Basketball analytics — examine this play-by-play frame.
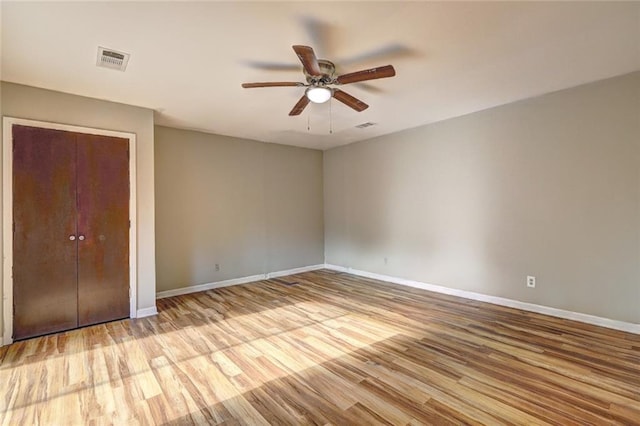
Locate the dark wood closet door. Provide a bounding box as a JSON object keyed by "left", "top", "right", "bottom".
{"left": 13, "top": 125, "right": 79, "bottom": 340}
{"left": 76, "top": 134, "right": 130, "bottom": 326}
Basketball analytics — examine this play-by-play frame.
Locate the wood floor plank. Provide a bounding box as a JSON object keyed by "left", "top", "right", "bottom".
{"left": 1, "top": 269, "right": 639, "bottom": 425}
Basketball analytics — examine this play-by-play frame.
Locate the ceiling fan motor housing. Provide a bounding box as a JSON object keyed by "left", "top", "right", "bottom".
{"left": 304, "top": 59, "right": 336, "bottom": 85}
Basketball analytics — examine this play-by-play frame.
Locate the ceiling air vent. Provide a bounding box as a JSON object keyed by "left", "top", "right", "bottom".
{"left": 355, "top": 122, "right": 376, "bottom": 129}
{"left": 96, "top": 47, "right": 130, "bottom": 71}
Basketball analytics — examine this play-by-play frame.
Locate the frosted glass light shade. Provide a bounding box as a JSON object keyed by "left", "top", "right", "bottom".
{"left": 306, "top": 87, "right": 332, "bottom": 103}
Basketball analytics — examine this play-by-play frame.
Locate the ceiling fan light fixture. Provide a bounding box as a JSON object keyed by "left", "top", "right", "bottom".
{"left": 306, "top": 86, "right": 332, "bottom": 103}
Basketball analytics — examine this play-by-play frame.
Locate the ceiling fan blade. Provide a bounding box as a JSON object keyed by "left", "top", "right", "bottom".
{"left": 336, "top": 65, "right": 396, "bottom": 85}
{"left": 242, "top": 82, "right": 303, "bottom": 88}
{"left": 243, "top": 61, "right": 300, "bottom": 72}
{"left": 292, "top": 45, "right": 322, "bottom": 76}
{"left": 332, "top": 89, "right": 369, "bottom": 112}
{"left": 289, "top": 95, "right": 310, "bottom": 116}
{"left": 339, "top": 44, "right": 417, "bottom": 67}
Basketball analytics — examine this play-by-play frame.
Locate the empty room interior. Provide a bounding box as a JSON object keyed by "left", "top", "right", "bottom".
{"left": 1, "top": 1, "right": 639, "bottom": 424}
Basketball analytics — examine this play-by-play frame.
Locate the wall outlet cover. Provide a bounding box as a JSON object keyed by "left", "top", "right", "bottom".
{"left": 527, "top": 276, "right": 536, "bottom": 288}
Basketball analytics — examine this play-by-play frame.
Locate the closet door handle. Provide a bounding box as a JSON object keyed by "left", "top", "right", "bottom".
{"left": 69, "top": 235, "right": 76, "bottom": 241}
{"left": 78, "top": 235, "right": 85, "bottom": 241}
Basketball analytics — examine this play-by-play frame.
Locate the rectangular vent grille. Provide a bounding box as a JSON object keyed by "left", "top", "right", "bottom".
{"left": 355, "top": 122, "right": 376, "bottom": 129}
{"left": 96, "top": 47, "right": 130, "bottom": 71}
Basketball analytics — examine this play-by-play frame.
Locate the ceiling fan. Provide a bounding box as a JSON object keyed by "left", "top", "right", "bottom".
{"left": 242, "top": 45, "right": 396, "bottom": 116}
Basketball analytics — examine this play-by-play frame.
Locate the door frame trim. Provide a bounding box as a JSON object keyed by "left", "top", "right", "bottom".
{"left": 2, "top": 117, "right": 138, "bottom": 345}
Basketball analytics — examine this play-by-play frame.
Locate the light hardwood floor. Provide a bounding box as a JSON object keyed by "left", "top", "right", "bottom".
{"left": 1, "top": 270, "right": 639, "bottom": 425}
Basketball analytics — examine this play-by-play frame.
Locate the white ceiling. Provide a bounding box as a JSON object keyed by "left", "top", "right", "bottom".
{"left": 2, "top": 1, "right": 639, "bottom": 150}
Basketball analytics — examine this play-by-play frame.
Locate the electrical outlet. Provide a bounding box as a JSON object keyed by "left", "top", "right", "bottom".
{"left": 215, "top": 263, "right": 220, "bottom": 272}
{"left": 527, "top": 275, "right": 536, "bottom": 288}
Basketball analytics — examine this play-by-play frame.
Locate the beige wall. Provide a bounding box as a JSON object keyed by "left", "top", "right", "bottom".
{"left": 155, "top": 126, "right": 323, "bottom": 293}
{"left": 0, "top": 82, "right": 157, "bottom": 338}
{"left": 325, "top": 72, "right": 640, "bottom": 323}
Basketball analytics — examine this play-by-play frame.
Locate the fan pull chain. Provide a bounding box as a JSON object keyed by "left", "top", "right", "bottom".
{"left": 307, "top": 114, "right": 310, "bottom": 132}
{"left": 329, "top": 97, "right": 333, "bottom": 134}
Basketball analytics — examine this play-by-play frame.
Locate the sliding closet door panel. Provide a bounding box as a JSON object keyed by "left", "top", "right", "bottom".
{"left": 76, "top": 134, "right": 130, "bottom": 326}
{"left": 12, "top": 125, "right": 78, "bottom": 340}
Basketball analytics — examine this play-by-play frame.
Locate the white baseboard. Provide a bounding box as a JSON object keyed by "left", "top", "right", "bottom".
{"left": 156, "top": 264, "right": 325, "bottom": 300}
{"left": 266, "top": 264, "right": 324, "bottom": 279}
{"left": 156, "top": 274, "right": 265, "bottom": 299}
{"left": 136, "top": 306, "right": 158, "bottom": 318}
{"left": 324, "top": 264, "right": 640, "bottom": 335}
